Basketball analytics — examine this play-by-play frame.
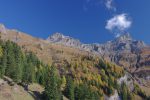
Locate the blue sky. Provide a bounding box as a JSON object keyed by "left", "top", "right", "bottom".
{"left": 0, "top": 0, "right": 149, "bottom": 44}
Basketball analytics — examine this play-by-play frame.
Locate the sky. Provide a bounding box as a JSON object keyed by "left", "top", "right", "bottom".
{"left": 0, "top": 0, "right": 149, "bottom": 44}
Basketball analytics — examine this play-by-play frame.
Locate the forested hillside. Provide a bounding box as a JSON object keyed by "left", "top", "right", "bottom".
{"left": 0, "top": 37, "right": 149, "bottom": 100}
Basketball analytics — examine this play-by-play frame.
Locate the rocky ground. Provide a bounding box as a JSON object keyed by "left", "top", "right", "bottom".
{"left": 0, "top": 78, "right": 44, "bottom": 100}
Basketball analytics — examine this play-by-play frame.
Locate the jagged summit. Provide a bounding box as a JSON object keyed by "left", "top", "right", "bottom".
{"left": 0, "top": 23, "right": 7, "bottom": 34}
{"left": 46, "top": 32, "right": 146, "bottom": 52}
{"left": 47, "top": 32, "right": 82, "bottom": 47}
{"left": 114, "top": 33, "right": 132, "bottom": 43}
{"left": 46, "top": 32, "right": 148, "bottom": 70}
{"left": 47, "top": 32, "right": 65, "bottom": 42}
{"left": 47, "top": 32, "right": 133, "bottom": 45}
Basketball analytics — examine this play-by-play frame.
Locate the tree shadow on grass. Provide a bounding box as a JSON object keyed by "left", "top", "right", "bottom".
{"left": 27, "top": 90, "right": 43, "bottom": 100}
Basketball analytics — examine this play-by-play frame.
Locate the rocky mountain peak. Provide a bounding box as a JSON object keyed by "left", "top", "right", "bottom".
{"left": 115, "top": 33, "right": 132, "bottom": 43}
{"left": 51, "top": 32, "right": 64, "bottom": 38}
{"left": 0, "top": 24, "right": 7, "bottom": 34}
{"left": 47, "top": 32, "right": 65, "bottom": 42}
{"left": 47, "top": 33, "right": 82, "bottom": 47}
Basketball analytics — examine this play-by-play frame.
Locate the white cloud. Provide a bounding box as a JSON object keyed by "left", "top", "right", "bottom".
{"left": 105, "top": 0, "right": 116, "bottom": 11}
{"left": 105, "top": 14, "right": 132, "bottom": 36}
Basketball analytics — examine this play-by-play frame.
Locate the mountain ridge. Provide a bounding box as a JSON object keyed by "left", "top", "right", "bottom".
{"left": 46, "top": 32, "right": 150, "bottom": 87}
{"left": 0, "top": 23, "right": 150, "bottom": 99}
{"left": 0, "top": 24, "right": 150, "bottom": 83}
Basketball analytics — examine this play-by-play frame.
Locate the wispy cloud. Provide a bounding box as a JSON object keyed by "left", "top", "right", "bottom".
{"left": 83, "top": 0, "right": 133, "bottom": 37}
{"left": 105, "top": 13, "right": 132, "bottom": 37}
{"left": 83, "top": 0, "right": 116, "bottom": 11}
{"left": 105, "top": 0, "right": 116, "bottom": 11}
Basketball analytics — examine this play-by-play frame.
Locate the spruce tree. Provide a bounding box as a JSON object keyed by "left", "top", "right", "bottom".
{"left": 14, "top": 45, "right": 23, "bottom": 82}
{"left": 64, "top": 76, "right": 74, "bottom": 100}
{"left": 0, "top": 48, "right": 7, "bottom": 78}
{"left": 45, "top": 66, "right": 61, "bottom": 100}
{"left": 22, "top": 62, "right": 35, "bottom": 84}
{"left": 5, "top": 41, "right": 16, "bottom": 80}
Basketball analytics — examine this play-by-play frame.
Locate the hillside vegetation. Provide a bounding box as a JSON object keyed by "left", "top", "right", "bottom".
{"left": 0, "top": 37, "right": 149, "bottom": 100}
{"left": 0, "top": 25, "right": 149, "bottom": 99}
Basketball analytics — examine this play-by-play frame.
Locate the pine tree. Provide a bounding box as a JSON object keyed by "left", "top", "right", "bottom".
{"left": 13, "top": 45, "right": 23, "bottom": 82}
{"left": 22, "top": 61, "right": 35, "bottom": 84}
{"left": 64, "top": 76, "right": 74, "bottom": 100}
{"left": 0, "top": 47, "right": 7, "bottom": 78}
{"left": 5, "top": 41, "right": 16, "bottom": 80}
{"left": 0, "top": 45, "right": 3, "bottom": 58}
{"left": 74, "top": 84, "right": 100, "bottom": 100}
{"left": 45, "top": 66, "right": 61, "bottom": 100}
{"left": 0, "top": 44, "right": 4, "bottom": 78}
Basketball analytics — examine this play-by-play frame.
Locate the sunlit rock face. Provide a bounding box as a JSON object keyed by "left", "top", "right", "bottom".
{"left": 47, "top": 33, "right": 149, "bottom": 71}
{"left": 0, "top": 24, "right": 7, "bottom": 34}
{"left": 47, "top": 33, "right": 82, "bottom": 48}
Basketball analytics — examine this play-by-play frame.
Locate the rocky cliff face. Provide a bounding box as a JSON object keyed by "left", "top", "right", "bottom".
{"left": 47, "top": 33, "right": 149, "bottom": 72}
{"left": 97, "top": 33, "right": 147, "bottom": 71}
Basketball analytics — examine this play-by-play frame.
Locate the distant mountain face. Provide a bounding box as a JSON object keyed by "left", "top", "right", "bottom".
{"left": 0, "top": 23, "right": 150, "bottom": 82}
{"left": 47, "top": 32, "right": 150, "bottom": 73}
{"left": 47, "top": 32, "right": 146, "bottom": 53}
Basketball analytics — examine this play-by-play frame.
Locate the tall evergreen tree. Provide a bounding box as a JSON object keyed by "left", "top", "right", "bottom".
{"left": 0, "top": 44, "right": 4, "bottom": 78}
{"left": 64, "top": 76, "right": 74, "bottom": 100}
{"left": 22, "top": 61, "right": 35, "bottom": 84}
{"left": 0, "top": 47, "right": 7, "bottom": 78}
{"left": 75, "top": 84, "right": 100, "bottom": 100}
{"left": 5, "top": 41, "right": 16, "bottom": 80}
{"left": 13, "top": 45, "right": 23, "bottom": 82}
{"left": 45, "top": 66, "right": 61, "bottom": 100}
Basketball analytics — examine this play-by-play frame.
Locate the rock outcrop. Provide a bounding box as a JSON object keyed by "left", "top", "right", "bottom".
{"left": 0, "top": 24, "right": 7, "bottom": 34}
{"left": 47, "top": 33, "right": 82, "bottom": 48}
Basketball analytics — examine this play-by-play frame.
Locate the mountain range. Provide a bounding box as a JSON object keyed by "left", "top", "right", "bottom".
{"left": 0, "top": 23, "right": 150, "bottom": 94}
{"left": 47, "top": 32, "right": 150, "bottom": 71}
